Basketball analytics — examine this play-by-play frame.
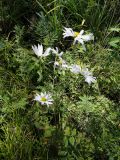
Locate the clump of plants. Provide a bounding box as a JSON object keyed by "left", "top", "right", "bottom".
{"left": 0, "top": 0, "right": 120, "bottom": 160}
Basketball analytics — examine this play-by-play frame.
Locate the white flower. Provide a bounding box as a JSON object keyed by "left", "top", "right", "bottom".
{"left": 51, "top": 47, "right": 63, "bottom": 57}
{"left": 81, "top": 33, "right": 94, "bottom": 42}
{"left": 81, "top": 67, "right": 96, "bottom": 85}
{"left": 34, "top": 92, "right": 53, "bottom": 106}
{"left": 63, "top": 27, "right": 74, "bottom": 38}
{"left": 54, "top": 57, "right": 68, "bottom": 69}
{"left": 69, "top": 64, "right": 81, "bottom": 74}
{"left": 85, "top": 75, "right": 96, "bottom": 85}
{"left": 32, "top": 44, "right": 51, "bottom": 57}
{"left": 74, "top": 30, "right": 94, "bottom": 51}
{"left": 63, "top": 27, "right": 94, "bottom": 51}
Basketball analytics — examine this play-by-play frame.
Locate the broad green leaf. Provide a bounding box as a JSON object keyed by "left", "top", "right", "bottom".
{"left": 71, "top": 129, "right": 76, "bottom": 136}
{"left": 63, "top": 137, "right": 68, "bottom": 147}
{"left": 64, "top": 127, "right": 70, "bottom": 136}
{"left": 69, "top": 137, "right": 75, "bottom": 145}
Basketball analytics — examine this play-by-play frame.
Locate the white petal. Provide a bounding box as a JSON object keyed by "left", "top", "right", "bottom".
{"left": 59, "top": 52, "right": 63, "bottom": 57}
{"left": 85, "top": 76, "right": 96, "bottom": 85}
{"left": 81, "top": 68, "right": 92, "bottom": 77}
{"left": 34, "top": 94, "right": 41, "bottom": 101}
{"left": 79, "top": 30, "right": 84, "bottom": 36}
{"left": 74, "top": 36, "right": 82, "bottom": 44}
{"left": 62, "top": 63, "right": 68, "bottom": 69}
{"left": 44, "top": 47, "right": 51, "bottom": 56}
{"left": 41, "top": 92, "right": 44, "bottom": 97}
{"left": 51, "top": 48, "right": 63, "bottom": 57}
{"left": 54, "top": 61, "right": 59, "bottom": 66}
{"left": 81, "top": 33, "right": 94, "bottom": 42}
{"left": 74, "top": 38, "right": 86, "bottom": 51}
{"left": 48, "top": 99, "right": 53, "bottom": 102}
{"left": 51, "top": 48, "right": 57, "bottom": 54}
{"left": 63, "top": 27, "right": 74, "bottom": 38}
{"left": 32, "top": 45, "right": 38, "bottom": 56}
{"left": 38, "top": 44, "right": 43, "bottom": 56}
{"left": 41, "top": 102, "right": 45, "bottom": 105}
{"left": 46, "top": 101, "right": 53, "bottom": 106}
{"left": 55, "top": 47, "right": 59, "bottom": 53}
{"left": 32, "top": 44, "right": 43, "bottom": 57}
{"left": 38, "top": 44, "right": 43, "bottom": 52}
{"left": 70, "top": 64, "right": 81, "bottom": 74}
{"left": 60, "top": 58, "right": 68, "bottom": 68}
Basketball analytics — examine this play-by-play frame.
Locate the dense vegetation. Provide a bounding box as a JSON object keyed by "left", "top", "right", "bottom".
{"left": 0, "top": 0, "right": 120, "bottom": 159}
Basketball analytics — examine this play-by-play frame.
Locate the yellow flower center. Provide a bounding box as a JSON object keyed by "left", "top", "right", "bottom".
{"left": 74, "top": 32, "right": 79, "bottom": 37}
{"left": 41, "top": 97, "right": 47, "bottom": 102}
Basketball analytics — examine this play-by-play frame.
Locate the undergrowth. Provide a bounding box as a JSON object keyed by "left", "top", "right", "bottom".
{"left": 0, "top": 0, "right": 120, "bottom": 160}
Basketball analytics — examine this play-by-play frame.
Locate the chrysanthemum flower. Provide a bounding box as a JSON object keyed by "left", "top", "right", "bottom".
{"left": 32, "top": 44, "right": 51, "bottom": 57}
{"left": 34, "top": 92, "right": 53, "bottom": 106}
{"left": 63, "top": 27, "right": 94, "bottom": 51}
{"left": 74, "top": 30, "right": 94, "bottom": 51}
{"left": 81, "top": 67, "right": 96, "bottom": 85}
{"left": 84, "top": 75, "right": 96, "bottom": 85}
{"left": 69, "top": 64, "right": 81, "bottom": 74}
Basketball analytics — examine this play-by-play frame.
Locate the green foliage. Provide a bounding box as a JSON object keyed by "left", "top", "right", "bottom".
{"left": 0, "top": 0, "right": 120, "bottom": 160}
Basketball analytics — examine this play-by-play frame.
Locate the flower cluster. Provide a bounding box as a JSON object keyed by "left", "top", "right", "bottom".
{"left": 33, "top": 27, "right": 96, "bottom": 106}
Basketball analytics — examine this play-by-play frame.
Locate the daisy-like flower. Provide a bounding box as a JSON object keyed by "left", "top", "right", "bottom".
{"left": 63, "top": 27, "right": 94, "bottom": 51}
{"left": 81, "top": 67, "right": 96, "bottom": 85}
{"left": 34, "top": 92, "right": 53, "bottom": 106}
{"left": 74, "top": 30, "right": 94, "bottom": 51}
{"left": 54, "top": 57, "right": 68, "bottom": 69}
{"left": 32, "top": 44, "right": 51, "bottom": 57}
{"left": 69, "top": 64, "right": 81, "bottom": 74}
{"left": 51, "top": 47, "right": 63, "bottom": 57}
